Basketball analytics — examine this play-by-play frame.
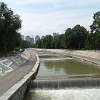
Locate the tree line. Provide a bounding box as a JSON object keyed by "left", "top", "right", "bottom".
{"left": 0, "top": 2, "right": 22, "bottom": 55}
{"left": 35, "top": 11, "right": 100, "bottom": 50}
{"left": 0, "top": 2, "right": 100, "bottom": 53}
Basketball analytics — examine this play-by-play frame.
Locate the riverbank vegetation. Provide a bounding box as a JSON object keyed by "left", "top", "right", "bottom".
{"left": 0, "top": 2, "right": 22, "bottom": 55}
{"left": 35, "top": 11, "right": 100, "bottom": 50}
{"left": 0, "top": 2, "right": 100, "bottom": 55}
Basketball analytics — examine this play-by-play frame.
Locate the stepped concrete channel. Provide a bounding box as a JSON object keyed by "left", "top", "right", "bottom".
{"left": 31, "top": 48, "right": 100, "bottom": 90}
{"left": 0, "top": 49, "right": 40, "bottom": 100}
{"left": 31, "top": 78, "right": 100, "bottom": 89}
{"left": 33, "top": 49, "right": 100, "bottom": 66}
{"left": 0, "top": 48, "right": 100, "bottom": 99}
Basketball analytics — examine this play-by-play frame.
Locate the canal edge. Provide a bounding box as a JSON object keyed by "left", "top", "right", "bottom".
{"left": 0, "top": 53, "right": 40, "bottom": 100}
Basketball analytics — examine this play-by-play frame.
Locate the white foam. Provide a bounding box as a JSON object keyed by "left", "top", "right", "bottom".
{"left": 41, "top": 57, "right": 72, "bottom": 61}
{"left": 30, "top": 88, "right": 100, "bottom": 100}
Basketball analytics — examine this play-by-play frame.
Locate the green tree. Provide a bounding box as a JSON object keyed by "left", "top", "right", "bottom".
{"left": 72, "top": 25, "right": 88, "bottom": 49}
{"left": 65, "top": 28, "right": 72, "bottom": 48}
{"left": 90, "top": 11, "right": 100, "bottom": 33}
{"left": 65, "top": 25, "right": 88, "bottom": 49}
{"left": 21, "top": 40, "right": 33, "bottom": 48}
{"left": 58, "top": 34, "right": 66, "bottom": 49}
{"left": 35, "top": 39, "right": 42, "bottom": 48}
{"left": 15, "top": 33, "right": 22, "bottom": 48}
{"left": 86, "top": 11, "right": 100, "bottom": 50}
{"left": 0, "top": 2, "right": 22, "bottom": 54}
{"left": 52, "top": 35, "right": 60, "bottom": 49}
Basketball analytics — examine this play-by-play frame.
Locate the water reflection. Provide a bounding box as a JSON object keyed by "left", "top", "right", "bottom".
{"left": 25, "top": 54, "right": 100, "bottom": 100}
{"left": 44, "top": 59, "right": 100, "bottom": 75}
{"left": 37, "top": 56, "right": 100, "bottom": 78}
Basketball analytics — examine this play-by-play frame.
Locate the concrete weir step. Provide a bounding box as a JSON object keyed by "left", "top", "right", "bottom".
{"left": 36, "top": 74, "right": 95, "bottom": 80}
{"left": 30, "top": 78, "right": 100, "bottom": 89}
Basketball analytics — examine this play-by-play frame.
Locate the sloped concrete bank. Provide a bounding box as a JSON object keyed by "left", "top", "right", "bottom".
{"left": 34, "top": 49, "right": 100, "bottom": 66}
{"left": 0, "top": 49, "right": 40, "bottom": 100}
{"left": 66, "top": 50, "right": 100, "bottom": 66}
{"left": 0, "top": 49, "right": 30, "bottom": 76}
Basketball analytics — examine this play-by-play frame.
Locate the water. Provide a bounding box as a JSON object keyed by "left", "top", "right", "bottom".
{"left": 26, "top": 88, "right": 100, "bottom": 100}
{"left": 37, "top": 55, "right": 100, "bottom": 78}
{"left": 30, "top": 79, "right": 100, "bottom": 89}
{"left": 25, "top": 53, "right": 100, "bottom": 100}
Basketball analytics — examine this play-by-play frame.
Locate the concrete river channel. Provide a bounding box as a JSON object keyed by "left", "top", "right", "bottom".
{"left": 25, "top": 49, "right": 100, "bottom": 100}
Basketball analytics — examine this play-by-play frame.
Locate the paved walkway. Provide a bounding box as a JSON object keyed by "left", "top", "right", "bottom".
{"left": 0, "top": 49, "right": 37, "bottom": 96}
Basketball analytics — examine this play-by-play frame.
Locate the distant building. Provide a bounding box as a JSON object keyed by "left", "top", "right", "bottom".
{"left": 25, "top": 36, "right": 31, "bottom": 42}
{"left": 30, "top": 37, "right": 34, "bottom": 44}
{"left": 35, "top": 35, "right": 40, "bottom": 43}
{"left": 53, "top": 32, "right": 59, "bottom": 37}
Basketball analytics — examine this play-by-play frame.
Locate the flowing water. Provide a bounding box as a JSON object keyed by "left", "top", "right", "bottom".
{"left": 37, "top": 55, "right": 100, "bottom": 78}
{"left": 25, "top": 53, "right": 100, "bottom": 100}
{"left": 26, "top": 88, "right": 100, "bottom": 100}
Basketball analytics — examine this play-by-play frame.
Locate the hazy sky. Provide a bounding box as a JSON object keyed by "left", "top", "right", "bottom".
{"left": 2, "top": 0, "right": 100, "bottom": 37}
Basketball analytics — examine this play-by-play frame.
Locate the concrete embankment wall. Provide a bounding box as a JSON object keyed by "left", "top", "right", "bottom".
{"left": 0, "top": 50, "right": 40, "bottom": 100}
{"left": 20, "top": 49, "right": 30, "bottom": 60}
{"left": 0, "top": 49, "right": 31, "bottom": 76}
{"left": 35, "top": 49, "right": 100, "bottom": 66}
{"left": 44, "top": 49, "right": 100, "bottom": 59}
